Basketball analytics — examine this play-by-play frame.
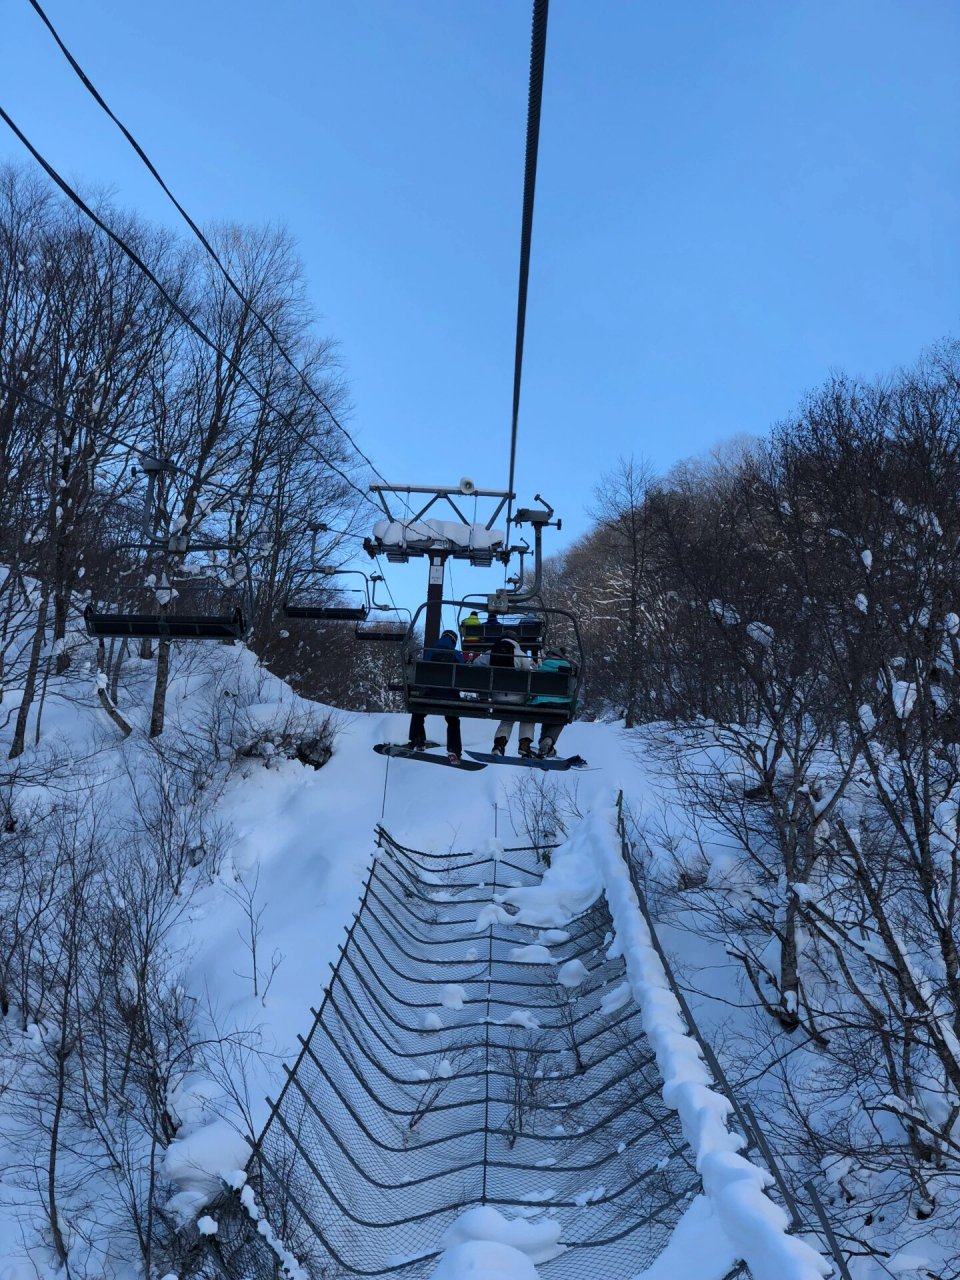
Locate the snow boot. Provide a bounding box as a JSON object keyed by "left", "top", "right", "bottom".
{"left": 492, "top": 736, "right": 507, "bottom": 756}
{"left": 407, "top": 738, "right": 426, "bottom": 752}
{"left": 447, "top": 751, "right": 462, "bottom": 766}
{"left": 539, "top": 736, "right": 556, "bottom": 759}
{"left": 518, "top": 737, "right": 533, "bottom": 758}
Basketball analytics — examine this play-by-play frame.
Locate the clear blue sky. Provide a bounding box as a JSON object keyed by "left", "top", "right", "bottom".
{"left": 4, "top": 0, "right": 960, "bottom": 595}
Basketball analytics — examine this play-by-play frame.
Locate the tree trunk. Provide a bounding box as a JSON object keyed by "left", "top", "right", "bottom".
{"left": 778, "top": 894, "right": 801, "bottom": 1031}
{"left": 9, "top": 580, "right": 50, "bottom": 759}
{"left": 149, "top": 640, "right": 170, "bottom": 737}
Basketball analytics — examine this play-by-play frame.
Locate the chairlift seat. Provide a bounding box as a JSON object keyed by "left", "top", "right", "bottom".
{"left": 459, "top": 617, "right": 545, "bottom": 649}
{"left": 285, "top": 604, "right": 368, "bottom": 622}
{"left": 84, "top": 606, "right": 246, "bottom": 641}
{"left": 407, "top": 659, "right": 574, "bottom": 723}
{"left": 355, "top": 623, "right": 407, "bottom": 643}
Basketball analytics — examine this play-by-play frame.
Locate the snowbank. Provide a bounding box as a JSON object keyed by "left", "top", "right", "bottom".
{"left": 493, "top": 804, "right": 830, "bottom": 1280}
{"left": 429, "top": 1206, "right": 563, "bottom": 1279}
{"left": 594, "top": 808, "right": 830, "bottom": 1280}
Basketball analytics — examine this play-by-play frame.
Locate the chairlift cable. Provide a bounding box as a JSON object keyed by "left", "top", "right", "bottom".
{"left": 373, "top": 555, "right": 403, "bottom": 616}
{"left": 505, "top": 0, "right": 549, "bottom": 537}
{"left": 25, "top": 0, "right": 393, "bottom": 494}
{"left": 0, "top": 103, "right": 377, "bottom": 512}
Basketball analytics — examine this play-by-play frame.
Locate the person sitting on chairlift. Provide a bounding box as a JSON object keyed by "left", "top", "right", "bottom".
{"left": 407, "top": 629, "right": 464, "bottom": 764}
{"left": 531, "top": 647, "right": 575, "bottom": 757}
{"left": 477, "top": 636, "right": 536, "bottom": 757}
{"left": 460, "top": 610, "right": 483, "bottom": 660}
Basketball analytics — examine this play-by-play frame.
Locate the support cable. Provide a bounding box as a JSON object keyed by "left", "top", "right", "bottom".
{"left": 25, "top": 0, "right": 392, "bottom": 494}
{"left": 505, "top": 0, "right": 549, "bottom": 536}
{"left": 0, "top": 103, "right": 376, "bottom": 511}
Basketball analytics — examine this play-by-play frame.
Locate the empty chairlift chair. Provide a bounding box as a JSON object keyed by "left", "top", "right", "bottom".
{"left": 84, "top": 604, "right": 246, "bottom": 641}
{"left": 354, "top": 575, "right": 410, "bottom": 642}
{"left": 284, "top": 566, "right": 370, "bottom": 623}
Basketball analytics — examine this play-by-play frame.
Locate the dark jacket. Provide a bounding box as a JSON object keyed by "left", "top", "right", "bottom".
{"left": 424, "top": 632, "right": 464, "bottom": 700}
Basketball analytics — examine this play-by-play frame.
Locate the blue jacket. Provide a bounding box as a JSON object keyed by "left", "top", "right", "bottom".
{"left": 426, "top": 633, "right": 464, "bottom": 663}
{"left": 424, "top": 632, "right": 464, "bottom": 700}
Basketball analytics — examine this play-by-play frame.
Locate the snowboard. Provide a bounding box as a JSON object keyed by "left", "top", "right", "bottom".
{"left": 464, "top": 750, "right": 588, "bottom": 771}
{"left": 374, "top": 743, "right": 486, "bottom": 770}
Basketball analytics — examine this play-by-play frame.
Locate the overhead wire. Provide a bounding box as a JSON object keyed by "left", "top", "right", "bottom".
{"left": 25, "top": 0, "right": 392, "bottom": 495}
{"left": 0, "top": 103, "right": 377, "bottom": 513}
{"left": 505, "top": 0, "right": 550, "bottom": 535}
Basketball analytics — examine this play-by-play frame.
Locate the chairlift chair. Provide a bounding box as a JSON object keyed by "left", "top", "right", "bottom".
{"left": 84, "top": 605, "right": 246, "bottom": 641}
{"left": 84, "top": 454, "right": 255, "bottom": 641}
{"left": 354, "top": 574, "right": 411, "bottom": 643}
{"left": 284, "top": 567, "right": 370, "bottom": 623}
{"left": 457, "top": 601, "right": 546, "bottom": 657}
{"left": 401, "top": 599, "right": 582, "bottom": 725}
{"left": 85, "top": 565, "right": 252, "bottom": 641}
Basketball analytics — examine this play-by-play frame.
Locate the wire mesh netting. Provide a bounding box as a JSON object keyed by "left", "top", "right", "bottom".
{"left": 200, "top": 830, "right": 750, "bottom": 1279}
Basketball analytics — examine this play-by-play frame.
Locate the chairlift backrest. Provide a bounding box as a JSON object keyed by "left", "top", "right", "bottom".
{"left": 84, "top": 605, "right": 246, "bottom": 641}
{"left": 490, "top": 638, "right": 515, "bottom": 668}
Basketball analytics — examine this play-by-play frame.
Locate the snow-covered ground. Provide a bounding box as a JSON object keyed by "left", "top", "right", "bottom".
{"left": 0, "top": 628, "right": 863, "bottom": 1279}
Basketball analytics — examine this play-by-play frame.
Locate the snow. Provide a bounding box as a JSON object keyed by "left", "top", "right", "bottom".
{"left": 504, "top": 807, "right": 829, "bottom": 1280}
{"left": 372, "top": 518, "right": 505, "bottom": 551}
{"left": 509, "top": 943, "right": 554, "bottom": 963}
{"left": 163, "top": 1119, "right": 250, "bottom": 1226}
{"left": 708, "top": 600, "right": 740, "bottom": 625}
{"left": 429, "top": 1240, "right": 540, "bottom": 1279}
{"left": 600, "top": 981, "right": 632, "bottom": 1014}
{"left": 503, "top": 1008, "right": 541, "bottom": 1029}
{"left": 746, "top": 622, "right": 775, "bottom": 648}
{"left": 629, "top": 1195, "right": 740, "bottom": 1279}
{"left": 430, "top": 1206, "right": 564, "bottom": 1278}
{"left": 0, "top": 593, "right": 844, "bottom": 1280}
{"left": 501, "top": 821, "right": 605, "bottom": 926}
{"left": 556, "top": 958, "right": 589, "bottom": 988}
{"left": 442, "top": 983, "right": 468, "bottom": 1009}
{"left": 891, "top": 680, "right": 917, "bottom": 720}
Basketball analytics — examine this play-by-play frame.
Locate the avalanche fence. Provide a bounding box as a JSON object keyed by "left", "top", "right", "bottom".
{"left": 196, "top": 809, "right": 844, "bottom": 1280}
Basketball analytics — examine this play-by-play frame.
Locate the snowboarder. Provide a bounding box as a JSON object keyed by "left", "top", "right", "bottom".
{"left": 407, "top": 629, "right": 464, "bottom": 764}
{"left": 478, "top": 636, "right": 536, "bottom": 757}
{"left": 530, "top": 648, "right": 575, "bottom": 757}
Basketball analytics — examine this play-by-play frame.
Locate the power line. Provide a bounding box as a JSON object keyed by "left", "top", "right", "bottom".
{"left": 0, "top": 102, "right": 378, "bottom": 512}
{"left": 25, "top": 0, "right": 392, "bottom": 494}
{"left": 506, "top": 0, "right": 550, "bottom": 534}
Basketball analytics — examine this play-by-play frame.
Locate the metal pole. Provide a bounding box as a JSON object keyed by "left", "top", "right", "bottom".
{"left": 804, "top": 1180, "right": 855, "bottom": 1280}
{"left": 424, "top": 553, "right": 447, "bottom": 649}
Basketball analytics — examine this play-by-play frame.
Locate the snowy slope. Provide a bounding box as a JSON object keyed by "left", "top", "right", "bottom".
{"left": 0, "top": 619, "right": 827, "bottom": 1280}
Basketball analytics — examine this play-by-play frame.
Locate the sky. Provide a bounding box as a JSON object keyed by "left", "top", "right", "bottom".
{"left": 4, "top": 0, "right": 960, "bottom": 609}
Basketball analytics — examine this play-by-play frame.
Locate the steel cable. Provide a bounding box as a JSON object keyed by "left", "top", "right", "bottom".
{"left": 506, "top": 0, "right": 550, "bottom": 535}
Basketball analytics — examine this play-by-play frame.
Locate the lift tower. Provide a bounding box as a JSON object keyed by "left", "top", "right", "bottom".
{"left": 363, "top": 481, "right": 512, "bottom": 648}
